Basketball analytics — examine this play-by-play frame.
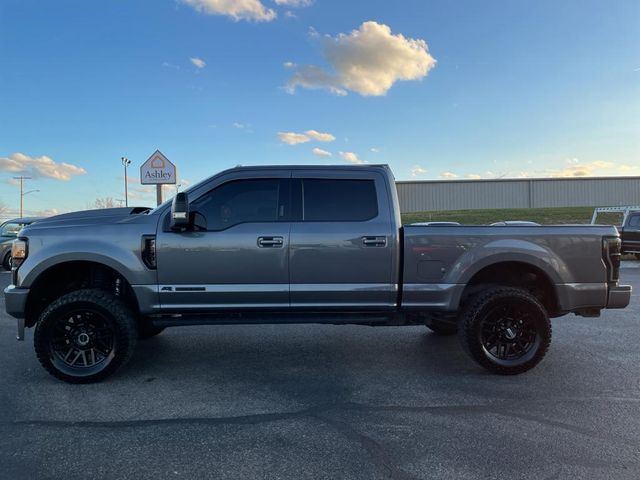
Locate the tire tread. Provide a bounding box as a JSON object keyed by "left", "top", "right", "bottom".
{"left": 457, "top": 287, "right": 552, "bottom": 375}
{"left": 34, "top": 289, "right": 137, "bottom": 383}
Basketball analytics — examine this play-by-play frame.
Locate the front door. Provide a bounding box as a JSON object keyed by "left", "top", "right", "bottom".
{"left": 156, "top": 174, "right": 290, "bottom": 311}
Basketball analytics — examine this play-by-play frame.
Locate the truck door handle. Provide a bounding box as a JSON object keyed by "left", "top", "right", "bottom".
{"left": 257, "top": 236, "right": 284, "bottom": 248}
{"left": 362, "top": 236, "right": 387, "bottom": 247}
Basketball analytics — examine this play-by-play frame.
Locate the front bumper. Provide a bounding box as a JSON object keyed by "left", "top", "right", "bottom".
{"left": 4, "top": 285, "right": 29, "bottom": 340}
{"left": 607, "top": 285, "right": 632, "bottom": 309}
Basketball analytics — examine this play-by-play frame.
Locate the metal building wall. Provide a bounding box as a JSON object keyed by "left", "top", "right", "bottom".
{"left": 396, "top": 176, "right": 640, "bottom": 213}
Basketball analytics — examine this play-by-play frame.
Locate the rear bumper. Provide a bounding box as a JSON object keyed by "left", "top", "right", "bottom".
{"left": 4, "top": 285, "right": 29, "bottom": 340}
{"left": 607, "top": 285, "right": 632, "bottom": 309}
{"left": 554, "top": 283, "right": 631, "bottom": 312}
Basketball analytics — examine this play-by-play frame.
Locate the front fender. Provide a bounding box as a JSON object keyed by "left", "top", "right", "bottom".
{"left": 17, "top": 240, "right": 152, "bottom": 288}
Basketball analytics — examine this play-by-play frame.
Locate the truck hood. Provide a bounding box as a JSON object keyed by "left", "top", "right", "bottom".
{"left": 21, "top": 207, "right": 152, "bottom": 231}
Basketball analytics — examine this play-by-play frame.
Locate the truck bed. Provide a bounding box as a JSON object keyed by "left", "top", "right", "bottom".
{"left": 401, "top": 224, "right": 618, "bottom": 313}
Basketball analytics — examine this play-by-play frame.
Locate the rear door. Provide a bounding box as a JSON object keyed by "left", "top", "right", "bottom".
{"left": 289, "top": 170, "right": 397, "bottom": 309}
{"left": 623, "top": 213, "right": 640, "bottom": 253}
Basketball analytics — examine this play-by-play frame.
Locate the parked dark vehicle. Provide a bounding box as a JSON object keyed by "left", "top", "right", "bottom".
{"left": 0, "top": 217, "right": 43, "bottom": 271}
{"left": 3, "top": 166, "right": 632, "bottom": 383}
{"left": 620, "top": 211, "right": 640, "bottom": 256}
{"left": 591, "top": 206, "right": 640, "bottom": 256}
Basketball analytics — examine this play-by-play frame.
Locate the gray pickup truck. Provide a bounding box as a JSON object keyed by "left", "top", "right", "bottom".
{"left": 4, "top": 165, "right": 631, "bottom": 383}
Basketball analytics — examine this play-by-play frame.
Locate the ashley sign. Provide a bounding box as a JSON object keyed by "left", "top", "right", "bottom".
{"left": 140, "top": 150, "right": 176, "bottom": 185}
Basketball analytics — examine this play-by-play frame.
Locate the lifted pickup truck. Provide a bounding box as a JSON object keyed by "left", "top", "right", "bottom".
{"left": 4, "top": 165, "right": 632, "bottom": 383}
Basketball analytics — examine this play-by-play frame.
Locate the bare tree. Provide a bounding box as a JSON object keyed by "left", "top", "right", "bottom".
{"left": 93, "top": 197, "right": 116, "bottom": 209}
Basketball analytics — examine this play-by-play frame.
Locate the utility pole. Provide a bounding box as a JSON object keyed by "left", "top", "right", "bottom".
{"left": 13, "top": 176, "right": 32, "bottom": 218}
{"left": 121, "top": 157, "right": 131, "bottom": 207}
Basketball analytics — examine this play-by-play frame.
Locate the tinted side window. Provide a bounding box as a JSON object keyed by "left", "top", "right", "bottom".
{"left": 192, "top": 179, "right": 281, "bottom": 231}
{"left": 303, "top": 179, "right": 378, "bottom": 222}
{"left": 629, "top": 215, "right": 640, "bottom": 227}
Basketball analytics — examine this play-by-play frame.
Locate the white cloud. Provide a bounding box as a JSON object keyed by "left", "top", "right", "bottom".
{"left": 305, "top": 130, "right": 335, "bottom": 142}
{"left": 277, "top": 129, "right": 335, "bottom": 145}
{"left": 278, "top": 132, "right": 310, "bottom": 145}
{"left": 411, "top": 165, "right": 427, "bottom": 177}
{"left": 0, "top": 206, "right": 59, "bottom": 218}
{"left": 283, "top": 61, "right": 296, "bottom": 69}
{"left": 0, "top": 152, "right": 87, "bottom": 181}
{"left": 161, "top": 61, "right": 180, "bottom": 70}
{"left": 190, "top": 57, "right": 206, "bottom": 69}
{"left": 287, "top": 21, "right": 436, "bottom": 96}
{"left": 180, "top": 0, "right": 276, "bottom": 22}
{"left": 619, "top": 164, "right": 639, "bottom": 171}
{"left": 275, "top": 0, "right": 313, "bottom": 6}
{"left": 441, "top": 172, "right": 458, "bottom": 179}
{"left": 370, "top": 147, "right": 380, "bottom": 153}
{"left": 287, "top": 65, "right": 347, "bottom": 96}
{"left": 311, "top": 147, "right": 331, "bottom": 157}
{"left": 339, "top": 151, "right": 364, "bottom": 164}
{"left": 457, "top": 159, "right": 640, "bottom": 180}
{"left": 545, "top": 160, "right": 613, "bottom": 177}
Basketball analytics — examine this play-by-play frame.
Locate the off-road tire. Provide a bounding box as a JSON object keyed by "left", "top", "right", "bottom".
{"left": 2, "top": 252, "right": 11, "bottom": 271}
{"left": 458, "top": 287, "right": 551, "bottom": 375}
{"left": 34, "top": 289, "right": 138, "bottom": 383}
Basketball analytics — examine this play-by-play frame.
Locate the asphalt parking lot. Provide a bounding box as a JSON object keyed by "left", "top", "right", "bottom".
{"left": 1, "top": 269, "right": 639, "bottom": 480}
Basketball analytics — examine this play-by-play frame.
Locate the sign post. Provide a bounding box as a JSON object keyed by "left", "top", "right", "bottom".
{"left": 140, "top": 150, "right": 177, "bottom": 206}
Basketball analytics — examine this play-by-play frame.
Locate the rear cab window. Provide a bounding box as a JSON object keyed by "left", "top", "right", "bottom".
{"left": 301, "top": 179, "right": 378, "bottom": 222}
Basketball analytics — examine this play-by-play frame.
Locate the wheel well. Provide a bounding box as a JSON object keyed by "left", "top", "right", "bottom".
{"left": 461, "top": 262, "right": 559, "bottom": 316}
{"left": 25, "top": 261, "right": 139, "bottom": 327}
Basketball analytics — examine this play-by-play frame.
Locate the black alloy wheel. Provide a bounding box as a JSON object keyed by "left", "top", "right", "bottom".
{"left": 458, "top": 287, "right": 551, "bottom": 375}
{"left": 48, "top": 308, "right": 116, "bottom": 374}
{"left": 35, "top": 289, "right": 137, "bottom": 383}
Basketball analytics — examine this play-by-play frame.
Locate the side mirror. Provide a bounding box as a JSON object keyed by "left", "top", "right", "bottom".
{"left": 170, "top": 192, "right": 190, "bottom": 231}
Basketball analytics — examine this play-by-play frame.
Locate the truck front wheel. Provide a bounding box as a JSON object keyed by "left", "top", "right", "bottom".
{"left": 34, "top": 289, "right": 138, "bottom": 383}
{"left": 2, "top": 252, "right": 11, "bottom": 271}
{"left": 458, "top": 287, "right": 551, "bottom": 375}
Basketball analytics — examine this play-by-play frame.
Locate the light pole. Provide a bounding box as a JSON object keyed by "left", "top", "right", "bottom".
{"left": 121, "top": 157, "right": 131, "bottom": 207}
{"left": 22, "top": 189, "right": 40, "bottom": 218}
{"left": 13, "top": 176, "right": 33, "bottom": 218}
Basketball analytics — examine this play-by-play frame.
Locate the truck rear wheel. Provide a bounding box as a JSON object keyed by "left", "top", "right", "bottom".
{"left": 458, "top": 287, "right": 551, "bottom": 375}
{"left": 34, "top": 289, "right": 138, "bottom": 383}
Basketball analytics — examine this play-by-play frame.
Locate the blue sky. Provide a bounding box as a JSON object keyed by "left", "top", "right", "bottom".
{"left": 1, "top": 0, "right": 639, "bottom": 215}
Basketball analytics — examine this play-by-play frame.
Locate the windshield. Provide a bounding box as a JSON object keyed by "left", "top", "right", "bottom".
{"left": 0, "top": 222, "right": 25, "bottom": 237}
